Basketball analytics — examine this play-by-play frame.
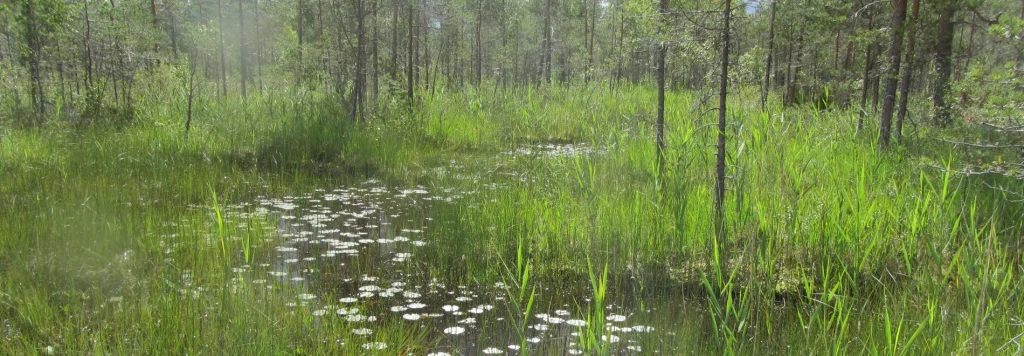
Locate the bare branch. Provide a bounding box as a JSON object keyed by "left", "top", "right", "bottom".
{"left": 982, "top": 182, "right": 1024, "bottom": 202}
{"left": 934, "top": 138, "right": 1024, "bottom": 149}
{"left": 974, "top": 122, "right": 1024, "bottom": 133}
{"left": 924, "top": 163, "right": 1011, "bottom": 178}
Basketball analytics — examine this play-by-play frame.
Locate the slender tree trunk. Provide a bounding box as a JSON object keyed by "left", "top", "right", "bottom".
{"left": 878, "top": 0, "right": 907, "bottom": 148}
{"left": 858, "top": 14, "right": 874, "bottom": 132}
{"left": 22, "top": 2, "right": 45, "bottom": 114}
{"left": 150, "top": 0, "right": 159, "bottom": 55}
{"left": 297, "top": 0, "right": 304, "bottom": 86}
{"left": 655, "top": 0, "right": 668, "bottom": 174}
{"left": 217, "top": 0, "right": 228, "bottom": 97}
{"left": 109, "top": 0, "right": 122, "bottom": 105}
{"left": 372, "top": 0, "right": 379, "bottom": 112}
{"left": 421, "top": 5, "right": 428, "bottom": 90}
{"left": 933, "top": 0, "right": 955, "bottom": 126}
{"left": 475, "top": 0, "right": 483, "bottom": 85}
{"left": 414, "top": 1, "right": 420, "bottom": 89}
{"left": 185, "top": 53, "right": 197, "bottom": 136}
{"left": 871, "top": 57, "right": 880, "bottom": 112}
{"left": 353, "top": 0, "right": 366, "bottom": 121}
{"left": 784, "top": 43, "right": 793, "bottom": 106}
{"left": 614, "top": 10, "right": 623, "bottom": 87}
{"left": 833, "top": 30, "right": 840, "bottom": 69}
{"left": 169, "top": 10, "right": 179, "bottom": 59}
{"left": 715, "top": 0, "right": 732, "bottom": 241}
{"left": 84, "top": 0, "right": 94, "bottom": 87}
{"left": 500, "top": 0, "right": 508, "bottom": 87}
{"left": 407, "top": 0, "right": 414, "bottom": 103}
{"left": 760, "top": 0, "right": 776, "bottom": 111}
{"left": 255, "top": 0, "right": 263, "bottom": 93}
{"left": 588, "top": 0, "right": 596, "bottom": 85}
{"left": 544, "top": 0, "right": 552, "bottom": 84}
{"left": 843, "top": 34, "right": 856, "bottom": 70}
{"left": 785, "top": 35, "right": 803, "bottom": 107}
{"left": 895, "top": 0, "right": 919, "bottom": 143}
{"left": 965, "top": 13, "right": 976, "bottom": 72}
{"left": 583, "top": 0, "right": 590, "bottom": 84}
{"left": 317, "top": 0, "right": 324, "bottom": 40}
{"left": 391, "top": 1, "right": 398, "bottom": 81}
{"left": 239, "top": 0, "right": 248, "bottom": 98}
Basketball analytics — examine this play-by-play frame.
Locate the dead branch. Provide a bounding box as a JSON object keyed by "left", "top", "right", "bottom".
{"left": 934, "top": 138, "right": 1024, "bottom": 149}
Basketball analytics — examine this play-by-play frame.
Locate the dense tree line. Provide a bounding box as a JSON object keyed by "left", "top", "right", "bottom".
{"left": 1, "top": 0, "right": 1022, "bottom": 131}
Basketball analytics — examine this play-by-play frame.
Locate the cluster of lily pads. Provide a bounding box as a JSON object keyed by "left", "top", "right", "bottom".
{"left": 201, "top": 181, "right": 658, "bottom": 354}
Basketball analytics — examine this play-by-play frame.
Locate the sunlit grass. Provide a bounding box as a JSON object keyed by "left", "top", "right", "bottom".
{"left": 1, "top": 74, "right": 1022, "bottom": 353}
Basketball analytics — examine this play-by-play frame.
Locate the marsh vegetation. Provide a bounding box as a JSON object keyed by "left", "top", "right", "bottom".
{"left": 2, "top": 0, "right": 1024, "bottom": 354}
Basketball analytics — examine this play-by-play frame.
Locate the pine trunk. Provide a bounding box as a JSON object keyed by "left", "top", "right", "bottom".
{"left": 879, "top": 0, "right": 907, "bottom": 147}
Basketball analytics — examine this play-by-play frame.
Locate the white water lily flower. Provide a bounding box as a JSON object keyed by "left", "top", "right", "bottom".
{"left": 361, "top": 342, "right": 387, "bottom": 350}
{"left": 565, "top": 319, "right": 586, "bottom": 327}
{"left": 337, "top": 307, "right": 359, "bottom": 315}
{"left": 441, "top": 305, "right": 459, "bottom": 312}
{"left": 481, "top": 347, "right": 503, "bottom": 354}
{"left": 352, "top": 328, "right": 373, "bottom": 335}
{"left": 443, "top": 326, "right": 465, "bottom": 335}
{"left": 403, "top": 313, "right": 421, "bottom": 320}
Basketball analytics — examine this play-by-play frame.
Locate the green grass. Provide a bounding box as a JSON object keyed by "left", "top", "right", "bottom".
{"left": 1, "top": 69, "right": 1023, "bottom": 354}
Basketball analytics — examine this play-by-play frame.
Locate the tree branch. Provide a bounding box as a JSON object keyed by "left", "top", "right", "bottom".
{"left": 934, "top": 138, "right": 1024, "bottom": 149}
{"left": 970, "top": 7, "right": 1003, "bottom": 25}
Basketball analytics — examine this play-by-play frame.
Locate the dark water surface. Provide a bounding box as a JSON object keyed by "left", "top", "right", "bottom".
{"left": 210, "top": 145, "right": 692, "bottom": 354}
